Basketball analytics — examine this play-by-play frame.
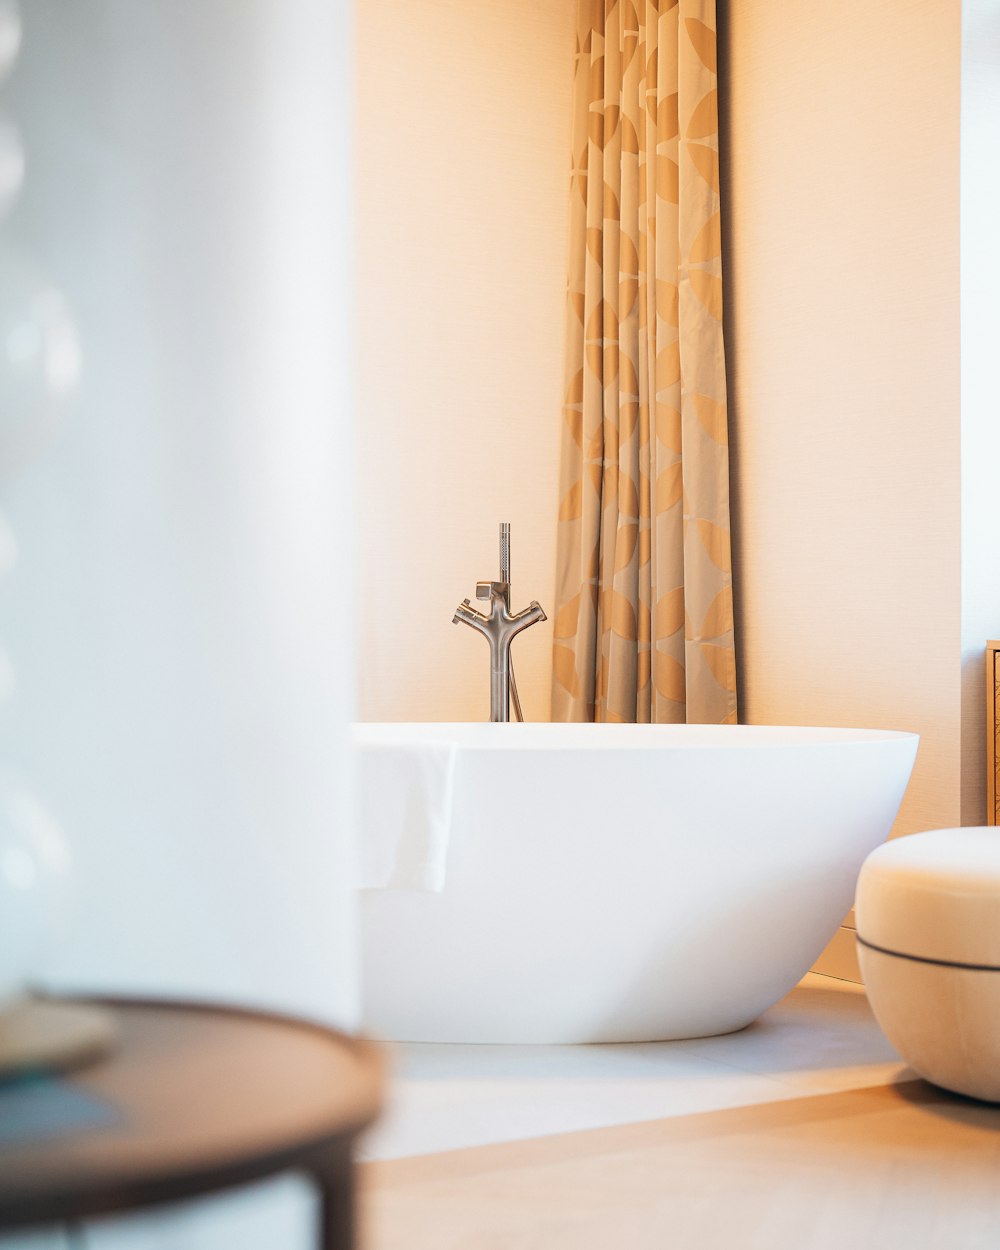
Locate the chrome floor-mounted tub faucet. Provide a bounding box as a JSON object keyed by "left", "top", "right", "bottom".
{"left": 452, "top": 523, "right": 546, "bottom": 723}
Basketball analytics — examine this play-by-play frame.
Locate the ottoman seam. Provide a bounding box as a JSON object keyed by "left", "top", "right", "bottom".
{"left": 856, "top": 933, "right": 1000, "bottom": 973}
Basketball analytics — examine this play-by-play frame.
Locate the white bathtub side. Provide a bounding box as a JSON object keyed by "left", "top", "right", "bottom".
{"left": 359, "top": 727, "right": 917, "bottom": 1043}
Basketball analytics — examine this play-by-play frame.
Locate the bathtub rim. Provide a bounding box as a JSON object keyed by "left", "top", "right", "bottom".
{"left": 353, "top": 721, "right": 919, "bottom": 752}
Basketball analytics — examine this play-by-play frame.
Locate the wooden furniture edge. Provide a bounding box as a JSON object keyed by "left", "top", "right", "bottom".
{"left": 988, "top": 642, "right": 1000, "bottom": 826}
{"left": 1, "top": 994, "right": 385, "bottom": 1235}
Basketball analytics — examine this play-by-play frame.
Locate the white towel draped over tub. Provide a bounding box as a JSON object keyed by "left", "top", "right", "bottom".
{"left": 353, "top": 728, "right": 457, "bottom": 892}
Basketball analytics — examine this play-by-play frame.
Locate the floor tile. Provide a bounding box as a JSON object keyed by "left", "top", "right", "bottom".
{"left": 359, "top": 973, "right": 907, "bottom": 1160}
{"left": 670, "top": 973, "right": 906, "bottom": 1093}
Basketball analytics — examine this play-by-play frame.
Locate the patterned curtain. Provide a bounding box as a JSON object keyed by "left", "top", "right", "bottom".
{"left": 551, "top": 0, "right": 737, "bottom": 725}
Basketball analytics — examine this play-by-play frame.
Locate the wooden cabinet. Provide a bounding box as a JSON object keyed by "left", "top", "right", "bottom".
{"left": 989, "top": 642, "right": 1000, "bottom": 825}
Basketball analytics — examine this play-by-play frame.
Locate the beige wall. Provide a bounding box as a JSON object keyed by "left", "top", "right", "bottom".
{"left": 960, "top": 0, "right": 1000, "bottom": 827}
{"left": 721, "top": 0, "right": 962, "bottom": 837}
{"left": 355, "top": 0, "right": 574, "bottom": 722}
{"left": 721, "top": 0, "right": 962, "bottom": 976}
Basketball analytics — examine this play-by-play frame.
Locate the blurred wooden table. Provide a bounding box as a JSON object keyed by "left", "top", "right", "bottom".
{"left": 0, "top": 997, "right": 384, "bottom": 1249}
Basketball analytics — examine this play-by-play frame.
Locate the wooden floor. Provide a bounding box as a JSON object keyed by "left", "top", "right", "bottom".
{"left": 360, "top": 1077, "right": 1000, "bottom": 1249}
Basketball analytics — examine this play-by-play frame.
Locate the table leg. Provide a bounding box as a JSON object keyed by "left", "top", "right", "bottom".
{"left": 314, "top": 1155, "right": 356, "bottom": 1250}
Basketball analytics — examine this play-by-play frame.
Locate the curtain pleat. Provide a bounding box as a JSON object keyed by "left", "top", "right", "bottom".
{"left": 552, "top": 0, "right": 737, "bottom": 725}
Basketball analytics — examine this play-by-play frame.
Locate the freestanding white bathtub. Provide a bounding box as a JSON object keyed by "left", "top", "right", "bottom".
{"left": 358, "top": 723, "right": 917, "bottom": 1043}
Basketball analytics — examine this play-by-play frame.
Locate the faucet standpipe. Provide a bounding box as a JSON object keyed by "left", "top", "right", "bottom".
{"left": 452, "top": 524, "right": 546, "bottom": 723}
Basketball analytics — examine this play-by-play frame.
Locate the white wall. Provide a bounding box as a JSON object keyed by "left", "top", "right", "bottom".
{"left": 355, "top": 0, "right": 574, "bottom": 723}
{"left": 1, "top": 4, "right": 355, "bottom": 1247}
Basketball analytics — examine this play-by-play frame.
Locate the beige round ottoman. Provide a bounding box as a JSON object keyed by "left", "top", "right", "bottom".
{"left": 856, "top": 827, "right": 1000, "bottom": 1101}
